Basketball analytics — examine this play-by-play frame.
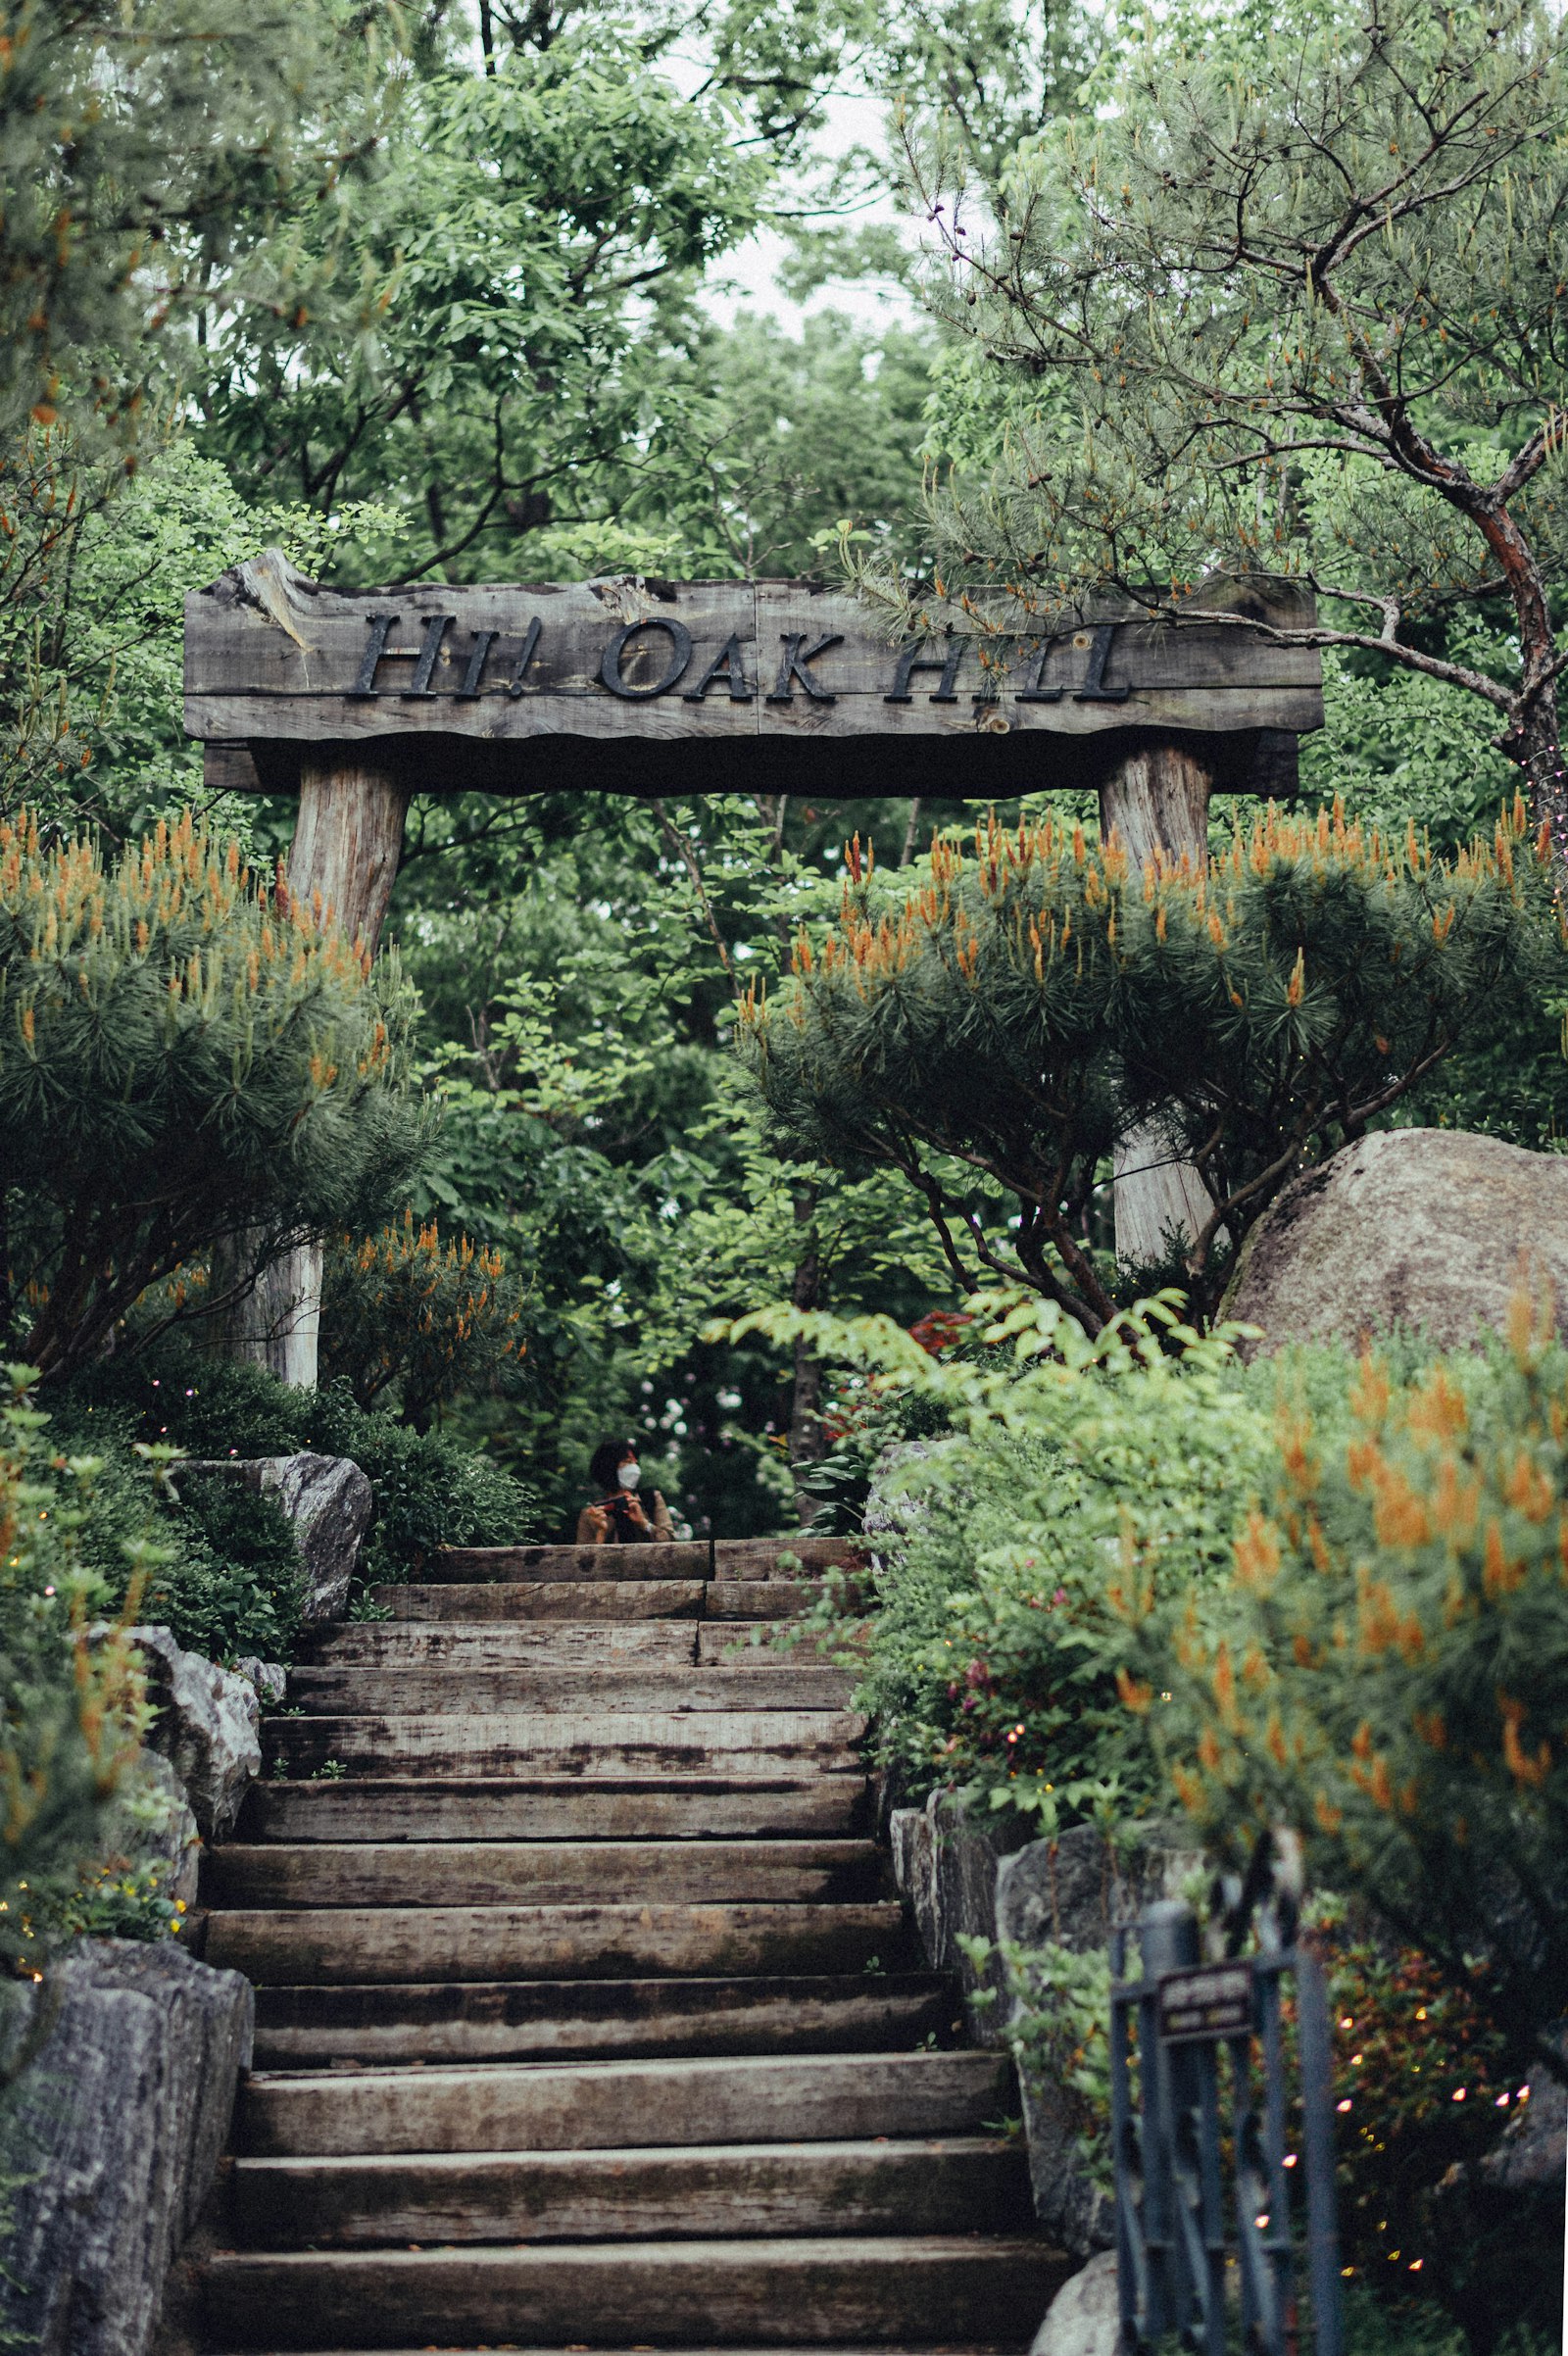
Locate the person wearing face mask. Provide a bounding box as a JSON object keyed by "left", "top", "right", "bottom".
{"left": 576, "top": 1440, "right": 675, "bottom": 1546}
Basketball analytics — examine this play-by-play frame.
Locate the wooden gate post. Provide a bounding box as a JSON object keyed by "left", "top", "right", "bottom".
{"left": 217, "top": 757, "right": 411, "bottom": 1388}
{"left": 1100, "top": 740, "right": 1217, "bottom": 1275}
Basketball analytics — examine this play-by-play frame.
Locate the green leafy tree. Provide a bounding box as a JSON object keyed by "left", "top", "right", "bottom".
{"left": 0, "top": 0, "right": 398, "bottom": 448}
{"left": 889, "top": 0, "right": 1568, "bottom": 858}
{"left": 0, "top": 808, "right": 424, "bottom": 1385}
{"left": 738, "top": 801, "right": 1564, "bottom": 1330}
{"left": 203, "top": 30, "right": 772, "bottom": 581}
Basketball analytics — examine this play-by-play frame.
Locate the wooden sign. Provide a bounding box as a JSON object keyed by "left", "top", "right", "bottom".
{"left": 184, "top": 561, "right": 1322, "bottom": 799}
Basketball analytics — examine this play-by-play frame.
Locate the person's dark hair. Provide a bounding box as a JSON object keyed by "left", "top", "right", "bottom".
{"left": 589, "top": 1439, "right": 637, "bottom": 1494}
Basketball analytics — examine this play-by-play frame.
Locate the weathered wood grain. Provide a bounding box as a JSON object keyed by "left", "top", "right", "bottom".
{"left": 184, "top": 564, "right": 1325, "bottom": 780}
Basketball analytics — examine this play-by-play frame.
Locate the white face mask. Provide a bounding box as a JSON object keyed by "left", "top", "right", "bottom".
{"left": 617, "top": 1462, "right": 642, "bottom": 1492}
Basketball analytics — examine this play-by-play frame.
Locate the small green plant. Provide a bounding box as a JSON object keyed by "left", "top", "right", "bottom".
{"left": 313, "top": 1757, "right": 347, "bottom": 1781}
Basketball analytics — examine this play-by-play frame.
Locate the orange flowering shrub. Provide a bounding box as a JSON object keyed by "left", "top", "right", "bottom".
{"left": 1118, "top": 1298, "right": 1568, "bottom": 2081}
{"left": 320, "top": 1210, "right": 526, "bottom": 1428}
{"left": 0, "top": 808, "right": 422, "bottom": 1383}
{"left": 738, "top": 800, "right": 1561, "bottom": 1333}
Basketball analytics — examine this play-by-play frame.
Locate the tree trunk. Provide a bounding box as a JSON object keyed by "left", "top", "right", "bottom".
{"left": 212, "top": 758, "right": 412, "bottom": 1389}
{"left": 1100, "top": 740, "right": 1218, "bottom": 1273}
{"left": 786, "top": 1185, "right": 824, "bottom": 1526}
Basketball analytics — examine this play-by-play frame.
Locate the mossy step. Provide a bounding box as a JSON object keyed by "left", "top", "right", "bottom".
{"left": 234, "top": 1778, "right": 866, "bottom": 1845}
{"left": 204, "top": 1838, "right": 887, "bottom": 1910}
{"left": 260, "top": 1708, "right": 866, "bottom": 1781}
{"left": 205, "top": 1898, "right": 910, "bottom": 1986}
{"left": 280, "top": 1665, "right": 854, "bottom": 1717}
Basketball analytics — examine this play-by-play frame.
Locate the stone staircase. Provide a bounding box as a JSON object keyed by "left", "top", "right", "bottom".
{"left": 196, "top": 1536, "right": 1068, "bottom": 2352}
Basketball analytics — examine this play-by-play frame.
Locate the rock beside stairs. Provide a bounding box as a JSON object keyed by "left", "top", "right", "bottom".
{"left": 195, "top": 1533, "right": 1069, "bottom": 2353}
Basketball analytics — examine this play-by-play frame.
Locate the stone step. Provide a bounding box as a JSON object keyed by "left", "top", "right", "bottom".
{"left": 282, "top": 1665, "right": 855, "bottom": 1717}
{"left": 230, "top": 2135, "right": 1032, "bottom": 2247}
{"left": 261, "top": 1709, "right": 865, "bottom": 1780}
{"left": 202, "top": 2234, "right": 1069, "bottom": 2348}
{"left": 236, "top": 2049, "right": 1015, "bottom": 2157}
{"left": 204, "top": 1840, "right": 887, "bottom": 1910}
{"left": 205, "top": 1900, "right": 910, "bottom": 1987}
{"left": 300, "top": 1623, "right": 701, "bottom": 1667}
{"left": 234, "top": 1779, "right": 869, "bottom": 1845}
{"left": 373, "top": 1580, "right": 808, "bottom": 1622}
{"left": 431, "top": 1537, "right": 860, "bottom": 1586}
{"left": 249, "top": 1973, "right": 958, "bottom": 2067}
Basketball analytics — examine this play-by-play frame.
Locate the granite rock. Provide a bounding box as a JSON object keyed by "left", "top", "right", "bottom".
{"left": 888, "top": 1790, "right": 1035, "bottom": 2044}
{"left": 182, "top": 1451, "right": 370, "bottom": 1622}
{"left": 1223, "top": 1128, "right": 1568, "bottom": 1356}
{"left": 231, "top": 1656, "right": 288, "bottom": 1709}
{"left": 0, "top": 1939, "right": 253, "bottom": 2356}
{"left": 1030, "top": 2251, "right": 1119, "bottom": 2356}
{"left": 131, "top": 1627, "right": 261, "bottom": 1841}
{"left": 996, "top": 1825, "right": 1197, "bottom": 2256}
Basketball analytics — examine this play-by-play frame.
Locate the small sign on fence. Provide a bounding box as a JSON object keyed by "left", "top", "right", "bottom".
{"left": 1156, "top": 1961, "right": 1254, "bottom": 2043}
{"left": 1110, "top": 1893, "right": 1344, "bottom": 2356}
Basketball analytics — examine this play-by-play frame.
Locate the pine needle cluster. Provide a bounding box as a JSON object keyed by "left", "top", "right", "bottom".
{"left": 0, "top": 808, "right": 426, "bottom": 1382}
{"left": 737, "top": 799, "right": 1564, "bottom": 1331}
{"left": 320, "top": 1209, "right": 527, "bottom": 1429}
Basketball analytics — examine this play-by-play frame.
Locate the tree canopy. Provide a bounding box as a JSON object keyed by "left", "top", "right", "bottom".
{"left": 889, "top": 0, "right": 1568, "bottom": 853}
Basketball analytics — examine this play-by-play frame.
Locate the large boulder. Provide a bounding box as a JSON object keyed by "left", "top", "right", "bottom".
{"left": 0, "top": 1939, "right": 253, "bottom": 2356}
{"left": 182, "top": 1451, "right": 371, "bottom": 1621}
{"left": 130, "top": 1627, "right": 262, "bottom": 1841}
{"left": 1224, "top": 1128, "right": 1568, "bottom": 1356}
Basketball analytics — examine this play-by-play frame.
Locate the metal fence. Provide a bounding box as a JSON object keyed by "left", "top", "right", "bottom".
{"left": 1109, "top": 1885, "right": 1343, "bottom": 2356}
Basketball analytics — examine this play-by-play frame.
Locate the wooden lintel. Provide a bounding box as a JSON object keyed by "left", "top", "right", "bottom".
{"left": 186, "top": 562, "right": 1322, "bottom": 801}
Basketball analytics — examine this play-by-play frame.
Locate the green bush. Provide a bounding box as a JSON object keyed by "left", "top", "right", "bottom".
{"left": 0, "top": 1370, "right": 149, "bottom": 1976}
{"left": 64, "top": 1332, "right": 539, "bottom": 1598}
{"left": 0, "top": 807, "right": 425, "bottom": 1385}
{"left": 754, "top": 1290, "right": 1277, "bottom": 1831}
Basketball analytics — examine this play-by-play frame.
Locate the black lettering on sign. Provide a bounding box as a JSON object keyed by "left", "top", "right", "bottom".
{"left": 350, "top": 613, "right": 400, "bottom": 697}
{"left": 683, "top": 632, "right": 754, "bottom": 703}
{"left": 885, "top": 639, "right": 963, "bottom": 704}
{"left": 505, "top": 617, "right": 543, "bottom": 698}
{"left": 1014, "top": 637, "right": 1065, "bottom": 704}
{"left": 767, "top": 632, "right": 841, "bottom": 704}
{"left": 600, "top": 618, "right": 693, "bottom": 700}
{"left": 403, "top": 614, "right": 456, "bottom": 699}
{"left": 1073, "top": 623, "right": 1129, "bottom": 704}
{"left": 456, "top": 629, "right": 497, "bottom": 699}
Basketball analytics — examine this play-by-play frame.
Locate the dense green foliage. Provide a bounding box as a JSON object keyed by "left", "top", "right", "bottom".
{"left": 320, "top": 1213, "right": 527, "bottom": 1429}
{"left": 741, "top": 803, "right": 1565, "bottom": 1327}
{"left": 0, "top": 1372, "right": 148, "bottom": 1975}
{"left": 64, "top": 1334, "right": 539, "bottom": 1601}
{"left": 893, "top": 0, "right": 1568, "bottom": 834}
